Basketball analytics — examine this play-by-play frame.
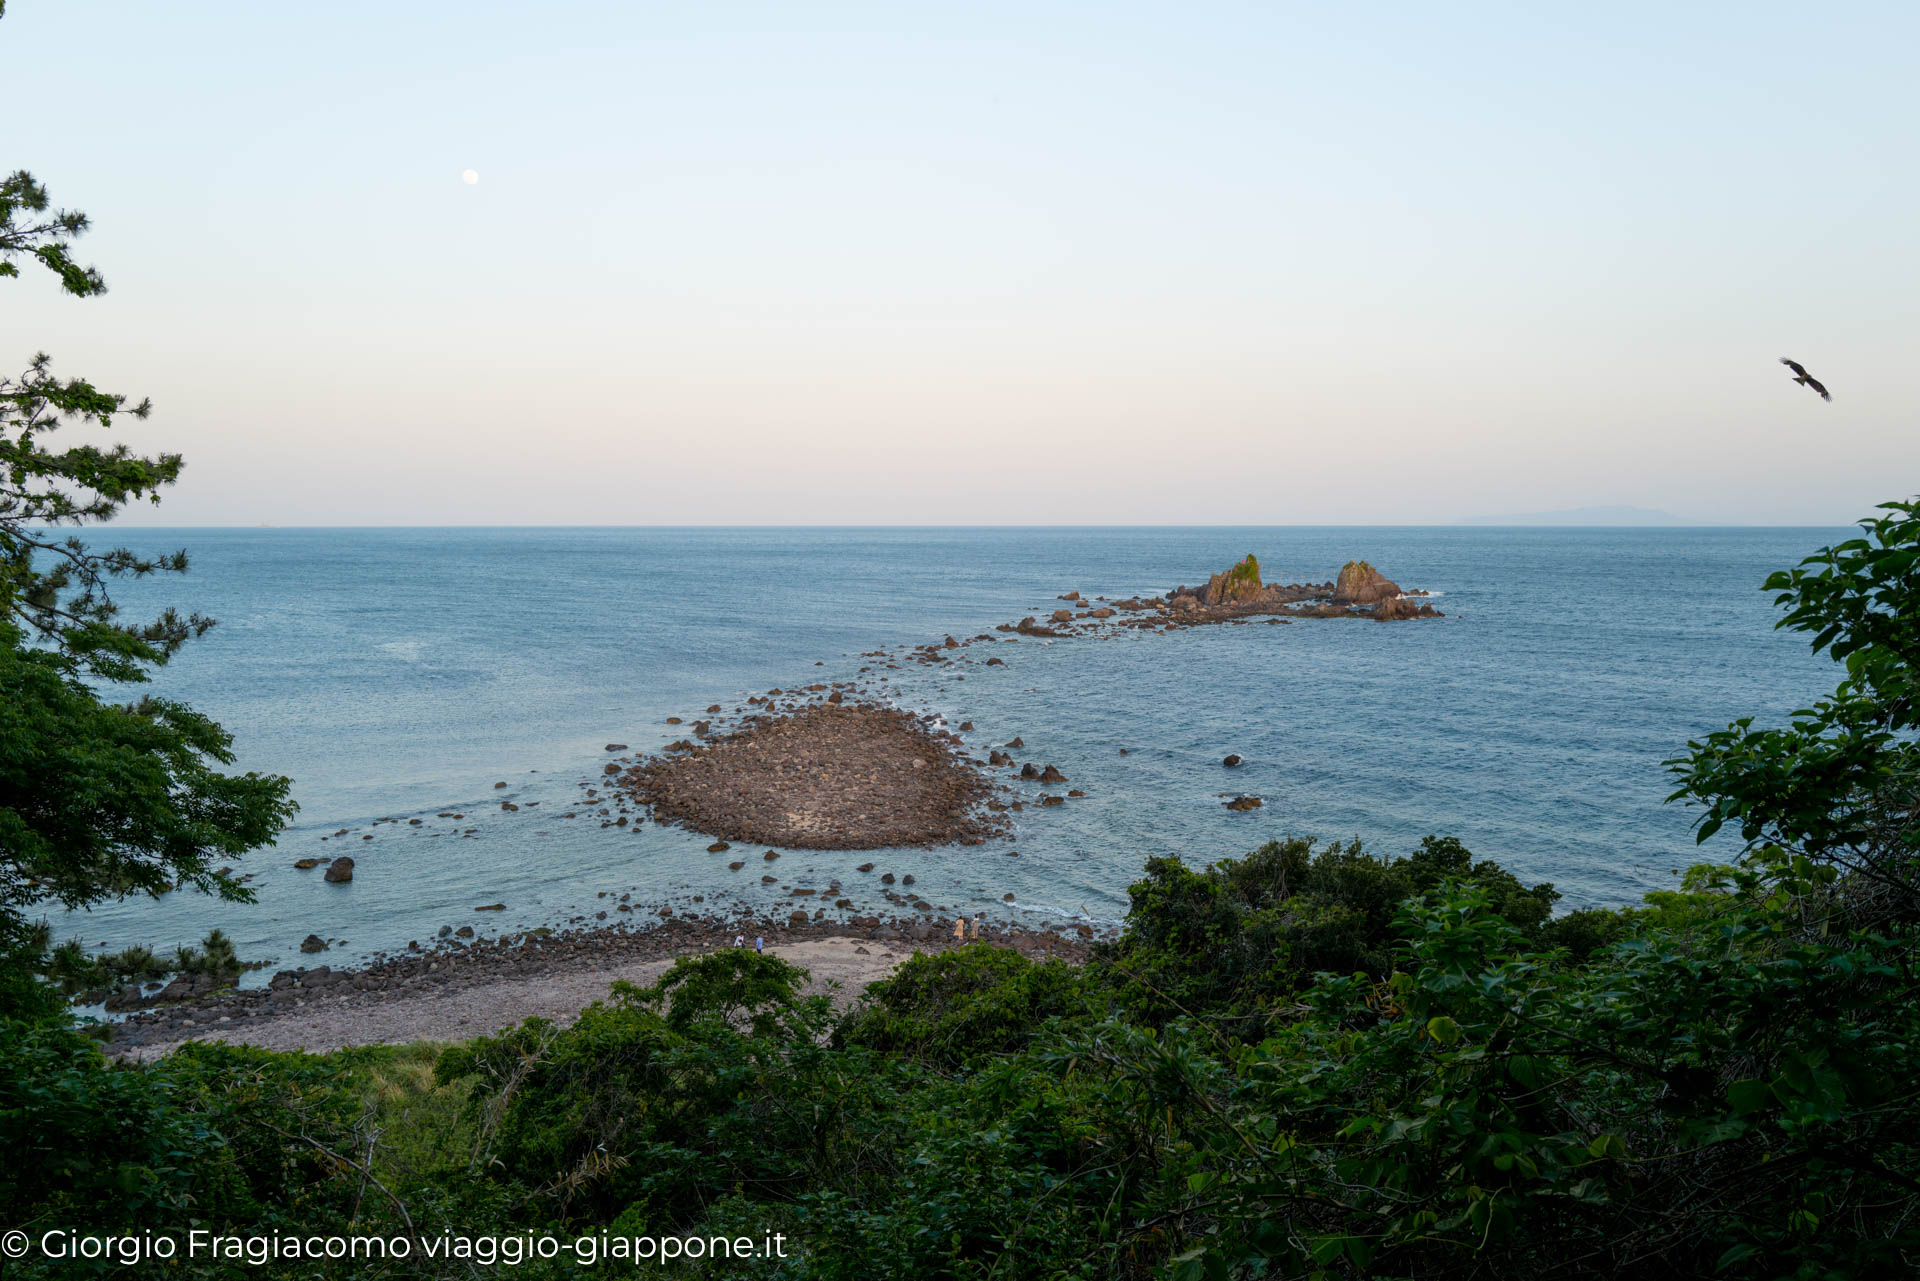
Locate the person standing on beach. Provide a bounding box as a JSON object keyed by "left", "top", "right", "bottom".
{"left": 972, "top": 914, "right": 984, "bottom": 940}
{"left": 734, "top": 934, "right": 744, "bottom": 949}
{"left": 755, "top": 936, "right": 763, "bottom": 953}
{"left": 952, "top": 917, "right": 967, "bottom": 943}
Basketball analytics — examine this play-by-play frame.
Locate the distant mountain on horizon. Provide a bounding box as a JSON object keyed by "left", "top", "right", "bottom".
{"left": 1455, "top": 505, "right": 1700, "bottom": 527}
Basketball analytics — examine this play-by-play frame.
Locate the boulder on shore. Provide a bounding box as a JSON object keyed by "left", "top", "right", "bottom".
{"left": 322, "top": 857, "right": 354, "bottom": 883}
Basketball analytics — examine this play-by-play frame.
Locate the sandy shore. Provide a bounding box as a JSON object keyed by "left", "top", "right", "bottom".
{"left": 114, "top": 936, "right": 931, "bottom": 1062}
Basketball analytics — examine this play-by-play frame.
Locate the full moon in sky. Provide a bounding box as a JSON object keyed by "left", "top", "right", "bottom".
{"left": 461, "top": 169, "right": 479, "bottom": 184}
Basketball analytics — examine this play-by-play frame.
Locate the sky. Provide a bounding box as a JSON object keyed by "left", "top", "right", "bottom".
{"left": 3, "top": 0, "right": 1916, "bottom": 525}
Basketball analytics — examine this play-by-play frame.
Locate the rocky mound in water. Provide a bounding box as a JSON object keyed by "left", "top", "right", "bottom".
{"left": 1152, "top": 554, "right": 1438, "bottom": 623}
{"left": 1331, "top": 559, "right": 1402, "bottom": 605}
{"left": 1204, "top": 553, "right": 1268, "bottom": 605}
{"left": 620, "top": 702, "right": 1008, "bottom": 850}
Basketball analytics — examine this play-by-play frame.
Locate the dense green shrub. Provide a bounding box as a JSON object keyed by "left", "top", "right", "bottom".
{"left": 1, "top": 1018, "right": 207, "bottom": 1225}
{"left": 1091, "top": 835, "right": 1562, "bottom": 1033}
{"left": 834, "top": 943, "right": 1096, "bottom": 1067}
{"left": 0, "top": 1022, "right": 379, "bottom": 1277}
{"left": 1110, "top": 869, "right": 1920, "bottom": 1280}
{"left": 437, "top": 949, "right": 869, "bottom": 1226}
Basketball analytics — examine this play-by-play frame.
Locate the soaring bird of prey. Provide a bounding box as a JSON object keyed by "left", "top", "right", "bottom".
{"left": 1780, "top": 358, "right": 1831, "bottom": 402}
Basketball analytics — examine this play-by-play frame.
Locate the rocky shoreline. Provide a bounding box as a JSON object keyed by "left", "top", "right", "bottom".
{"left": 105, "top": 913, "right": 1094, "bottom": 1057}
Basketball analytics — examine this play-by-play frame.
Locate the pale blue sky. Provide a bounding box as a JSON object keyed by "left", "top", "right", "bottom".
{"left": 4, "top": 1, "right": 1916, "bottom": 524}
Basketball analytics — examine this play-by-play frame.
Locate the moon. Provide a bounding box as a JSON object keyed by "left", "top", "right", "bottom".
{"left": 461, "top": 169, "right": 479, "bottom": 185}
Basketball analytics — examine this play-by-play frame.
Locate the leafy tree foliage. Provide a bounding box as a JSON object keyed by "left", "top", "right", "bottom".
{"left": 1, "top": 143, "right": 294, "bottom": 1010}
{"left": 1093, "top": 835, "right": 1558, "bottom": 1033}
{"left": 0, "top": 167, "right": 104, "bottom": 297}
{"left": 1671, "top": 499, "right": 1920, "bottom": 919}
{"left": 1, "top": 624, "right": 292, "bottom": 923}
{"left": 1115, "top": 869, "right": 1919, "bottom": 1279}
{"left": 2, "top": 170, "right": 206, "bottom": 683}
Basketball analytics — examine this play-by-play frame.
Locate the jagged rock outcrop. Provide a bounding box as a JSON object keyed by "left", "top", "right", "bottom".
{"left": 1202, "top": 554, "right": 1266, "bottom": 606}
{"left": 1168, "top": 555, "right": 1325, "bottom": 615}
{"left": 1332, "top": 560, "right": 1402, "bottom": 605}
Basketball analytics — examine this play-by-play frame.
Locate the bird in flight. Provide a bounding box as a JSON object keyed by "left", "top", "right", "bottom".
{"left": 1780, "top": 358, "right": 1831, "bottom": 402}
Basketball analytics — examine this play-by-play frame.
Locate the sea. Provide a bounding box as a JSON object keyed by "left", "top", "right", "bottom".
{"left": 58, "top": 526, "right": 1847, "bottom": 980}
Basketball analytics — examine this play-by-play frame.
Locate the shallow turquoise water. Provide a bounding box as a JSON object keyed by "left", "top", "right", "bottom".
{"left": 63, "top": 526, "right": 1844, "bottom": 974}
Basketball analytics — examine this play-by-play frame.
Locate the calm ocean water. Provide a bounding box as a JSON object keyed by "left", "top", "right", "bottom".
{"left": 63, "top": 526, "right": 1845, "bottom": 976}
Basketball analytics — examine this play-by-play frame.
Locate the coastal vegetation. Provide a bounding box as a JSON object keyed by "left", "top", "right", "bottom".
{"left": 6, "top": 505, "right": 1920, "bottom": 1276}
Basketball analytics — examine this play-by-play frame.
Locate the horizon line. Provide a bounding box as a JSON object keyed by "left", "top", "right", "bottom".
{"left": 90, "top": 521, "right": 1857, "bottom": 531}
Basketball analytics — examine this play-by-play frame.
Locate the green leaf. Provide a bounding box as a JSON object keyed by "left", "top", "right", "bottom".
{"left": 1586, "top": 1134, "right": 1626, "bottom": 1159}
{"left": 1727, "top": 1080, "right": 1774, "bottom": 1115}
{"left": 1425, "top": 1016, "right": 1462, "bottom": 1046}
{"left": 1308, "top": 1236, "right": 1350, "bottom": 1265}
